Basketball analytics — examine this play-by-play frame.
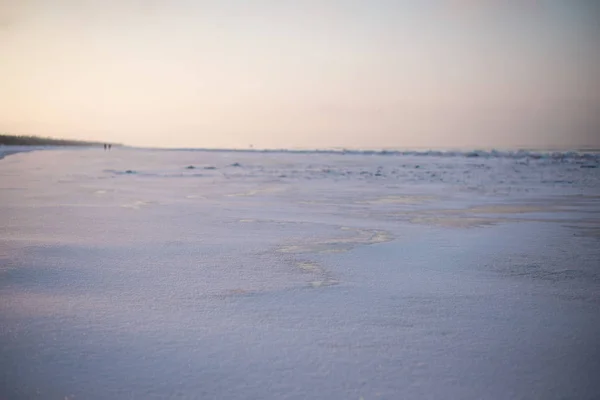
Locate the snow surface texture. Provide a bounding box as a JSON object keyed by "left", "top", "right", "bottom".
{"left": 1, "top": 148, "right": 599, "bottom": 400}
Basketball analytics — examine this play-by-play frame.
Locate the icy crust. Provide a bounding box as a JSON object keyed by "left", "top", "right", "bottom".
{"left": 94, "top": 151, "right": 599, "bottom": 199}
{"left": 1, "top": 148, "right": 599, "bottom": 400}
{"left": 167, "top": 147, "right": 600, "bottom": 163}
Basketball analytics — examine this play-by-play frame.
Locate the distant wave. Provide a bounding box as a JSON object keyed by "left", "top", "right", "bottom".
{"left": 163, "top": 147, "right": 600, "bottom": 163}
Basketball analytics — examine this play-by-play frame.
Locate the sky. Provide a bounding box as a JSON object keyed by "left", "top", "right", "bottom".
{"left": 1, "top": 0, "right": 599, "bottom": 149}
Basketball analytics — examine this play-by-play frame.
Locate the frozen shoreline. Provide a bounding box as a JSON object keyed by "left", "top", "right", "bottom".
{"left": 0, "top": 146, "right": 39, "bottom": 160}
{"left": 1, "top": 149, "right": 599, "bottom": 399}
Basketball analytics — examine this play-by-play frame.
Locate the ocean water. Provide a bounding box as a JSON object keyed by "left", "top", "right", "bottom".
{"left": 1, "top": 147, "right": 599, "bottom": 399}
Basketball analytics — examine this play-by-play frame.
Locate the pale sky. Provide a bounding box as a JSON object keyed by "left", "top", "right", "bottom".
{"left": 1, "top": 0, "right": 599, "bottom": 149}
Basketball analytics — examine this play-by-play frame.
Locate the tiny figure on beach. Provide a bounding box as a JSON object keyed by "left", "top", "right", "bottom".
{"left": 108, "top": 144, "right": 112, "bottom": 150}
{"left": 104, "top": 144, "right": 107, "bottom": 150}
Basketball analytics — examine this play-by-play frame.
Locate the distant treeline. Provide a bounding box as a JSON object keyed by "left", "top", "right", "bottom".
{"left": 0, "top": 134, "right": 118, "bottom": 147}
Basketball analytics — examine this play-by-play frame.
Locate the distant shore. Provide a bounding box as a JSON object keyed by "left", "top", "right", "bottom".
{"left": 0, "top": 145, "right": 49, "bottom": 161}
{"left": 0, "top": 134, "right": 117, "bottom": 147}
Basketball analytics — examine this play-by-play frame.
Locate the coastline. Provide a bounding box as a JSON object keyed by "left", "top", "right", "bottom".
{"left": 0, "top": 145, "right": 100, "bottom": 161}
{"left": 0, "top": 146, "right": 42, "bottom": 160}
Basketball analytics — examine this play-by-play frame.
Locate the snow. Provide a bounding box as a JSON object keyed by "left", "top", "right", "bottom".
{"left": 1, "top": 147, "right": 599, "bottom": 399}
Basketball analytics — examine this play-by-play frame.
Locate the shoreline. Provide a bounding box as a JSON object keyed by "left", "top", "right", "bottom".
{"left": 0, "top": 145, "right": 97, "bottom": 161}
{"left": 0, "top": 146, "right": 40, "bottom": 160}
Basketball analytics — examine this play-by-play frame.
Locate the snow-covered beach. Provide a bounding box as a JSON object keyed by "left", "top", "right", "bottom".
{"left": 1, "top": 148, "right": 599, "bottom": 399}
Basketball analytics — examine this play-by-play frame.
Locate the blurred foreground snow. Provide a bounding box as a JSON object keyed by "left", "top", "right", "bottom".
{"left": 1, "top": 148, "right": 599, "bottom": 399}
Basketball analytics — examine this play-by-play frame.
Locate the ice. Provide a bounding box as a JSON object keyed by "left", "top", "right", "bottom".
{"left": 1, "top": 147, "right": 599, "bottom": 399}
{"left": 0, "top": 146, "right": 40, "bottom": 160}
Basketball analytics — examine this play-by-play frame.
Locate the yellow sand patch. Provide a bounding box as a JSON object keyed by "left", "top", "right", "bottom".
{"left": 359, "top": 195, "right": 435, "bottom": 205}
{"left": 297, "top": 262, "right": 321, "bottom": 272}
{"left": 121, "top": 200, "right": 151, "bottom": 210}
{"left": 278, "top": 228, "right": 393, "bottom": 255}
{"left": 410, "top": 216, "right": 499, "bottom": 228}
{"left": 467, "top": 204, "right": 562, "bottom": 214}
{"left": 309, "top": 279, "right": 339, "bottom": 288}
